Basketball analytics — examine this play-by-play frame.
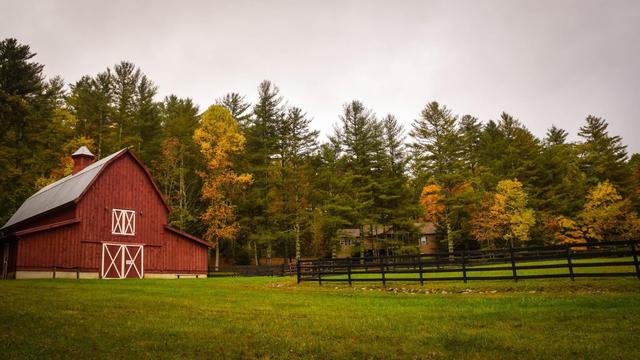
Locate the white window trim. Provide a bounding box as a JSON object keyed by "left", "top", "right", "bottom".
{"left": 112, "top": 209, "right": 136, "bottom": 236}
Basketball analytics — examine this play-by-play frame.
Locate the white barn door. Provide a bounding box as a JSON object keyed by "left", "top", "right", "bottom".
{"left": 101, "top": 243, "right": 144, "bottom": 279}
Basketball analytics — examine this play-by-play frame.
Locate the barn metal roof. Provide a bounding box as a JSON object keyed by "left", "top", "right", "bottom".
{"left": 1, "top": 149, "right": 127, "bottom": 230}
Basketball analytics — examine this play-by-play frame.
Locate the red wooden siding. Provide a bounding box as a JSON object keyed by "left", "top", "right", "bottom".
{"left": 17, "top": 223, "right": 81, "bottom": 270}
{"left": 11, "top": 150, "right": 208, "bottom": 276}
{"left": 76, "top": 153, "right": 207, "bottom": 274}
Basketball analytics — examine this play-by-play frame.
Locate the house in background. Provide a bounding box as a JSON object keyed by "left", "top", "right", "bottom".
{"left": 0, "top": 147, "right": 210, "bottom": 280}
{"left": 336, "top": 222, "right": 438, "bottom": 258}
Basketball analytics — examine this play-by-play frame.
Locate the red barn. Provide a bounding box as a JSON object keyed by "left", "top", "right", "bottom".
{"left": 0, "top": 147, "right": 210, "bottom": 279}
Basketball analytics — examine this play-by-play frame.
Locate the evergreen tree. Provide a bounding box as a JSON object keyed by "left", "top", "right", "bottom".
{"left": 577, "top": 115, "right": 630, "bottom": 192}
{"left": 153, "top": 95, "right": 202, "bottom": 234}
{"left": 0, "top": 38, "right": 67, "bottom": 225}
{"left": 216, "top": 92, "right": 252, "bottom": 128}
{"left": 237, "top": 80, "right": 285, "bottom": 263}
{"left": 331, "top": 100, "right": 384, "bottom": 257}
{"left": 410, "top": 101, "right": 465, "bottom": 253}
{"left": 375, "top": 115, "right": 417, "bottom": 249}
{"left": 537, "top": 125, "right": 586, "bottom": 217}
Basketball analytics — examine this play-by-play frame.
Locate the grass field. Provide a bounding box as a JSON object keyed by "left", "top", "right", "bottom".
{"left": 1, "top": 276, "right": 639, "bottom": 359}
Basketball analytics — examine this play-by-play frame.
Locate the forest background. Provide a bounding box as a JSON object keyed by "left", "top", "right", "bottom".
{"left": 2, "top": 38, "right": 639, "bottom": 264}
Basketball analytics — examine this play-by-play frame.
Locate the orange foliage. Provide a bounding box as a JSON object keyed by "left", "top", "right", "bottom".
{"left": 419, "top": 184, "right": 445, "bottom": 223}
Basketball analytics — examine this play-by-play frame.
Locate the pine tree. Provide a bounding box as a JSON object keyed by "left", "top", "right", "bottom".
{"left": 537, "top": 125, "right": 586, "bottom": 217}
{"left": 375, "top": 115, "right": 417, "bottom": 250}
{"left": 238, "top": 80, "right": 285, "bottom": 264}
{"left": 216, "top": 92, "right": 252, "bottom": 128}
{"left": 0, "top": 38, "right": 67, "bottom": 225}
{"left": 577, "top": 115, "right": 630, "bottom": 192}
{"left": 331, "top": 100, "right": 384, "bottom": 257}
{"left": 153, "top": 95, "right": 202, "bottom": 234}
{"left": 410, "top": 101, "right": 465, "bottom": 253}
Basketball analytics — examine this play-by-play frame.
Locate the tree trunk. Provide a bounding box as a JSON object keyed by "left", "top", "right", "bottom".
{"left": 447, "top": 220, "right": 454, "bottom": 261}
{"left": 215, "top": 239, "right": 220, "bottom": 272}
{"left": 254, "top": 241, "right": 259, "bottom": 266}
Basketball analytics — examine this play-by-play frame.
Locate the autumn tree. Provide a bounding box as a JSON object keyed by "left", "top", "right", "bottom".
{"left": 580, "top": 181, "right": 639, "bottom": 241}
{"left": 194, "top": 105, "right": 252, "bottom": 271}
{"left": 420, "top": 184, "right": 445, "bottom": 224}
{"left": 471, "top": 179, "right": 535, "bottom": 248}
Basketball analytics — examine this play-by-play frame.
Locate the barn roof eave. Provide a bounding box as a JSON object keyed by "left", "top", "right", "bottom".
{"left": 164, "top": 225, "right": 212, "bottom": 248}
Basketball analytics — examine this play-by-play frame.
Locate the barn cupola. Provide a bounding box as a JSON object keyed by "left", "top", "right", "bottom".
{"left": 71, "top": 146, "right": 95, "bottom": 174}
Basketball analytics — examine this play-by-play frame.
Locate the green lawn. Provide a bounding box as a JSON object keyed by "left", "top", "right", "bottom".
{"left": 1, "top": 277, "right": 639, "bottom": 359}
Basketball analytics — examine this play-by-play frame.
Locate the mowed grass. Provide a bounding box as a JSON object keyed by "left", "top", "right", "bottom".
{"left": 1, "top": 276, "right": 639, "bottom": 359}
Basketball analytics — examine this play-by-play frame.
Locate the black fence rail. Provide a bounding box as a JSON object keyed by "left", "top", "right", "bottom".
{"left": 209, "top": 264, "right": 296, "bottom": 277}
{"left": 297, "top": 240, "right": 640, "bottom": 285}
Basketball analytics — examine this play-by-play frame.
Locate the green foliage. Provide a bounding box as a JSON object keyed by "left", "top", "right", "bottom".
{"left": 3, "top": 37, "right": 640, "bottom": 260}
{"left": 0, "top": 38, "right": 68, "bottom": 225}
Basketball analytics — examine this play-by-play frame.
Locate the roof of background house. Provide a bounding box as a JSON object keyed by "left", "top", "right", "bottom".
{"left": 337, "top": 228, "right": 361, "bottom": 238}
{"left": 1, "top": 149, "right": 127, "bottom": 230}
{"left": 415, "top": 222, "right": 437, "bottom": 235}
{"left": 336, "top": 222, "right": 437, "bottom": 238}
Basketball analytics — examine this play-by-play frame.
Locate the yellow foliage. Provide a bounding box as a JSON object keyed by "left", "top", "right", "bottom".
{"left": 580, "top": 181, "right": 638, "bottom": 241}
{"left": 544, "top": 215, "right": 586, "bottom": 245}
{"left": 194, "top": 105, "right": 252, "bottom": 244}
{"left": 471, "top": 179, "right": 535, "bottom": 248}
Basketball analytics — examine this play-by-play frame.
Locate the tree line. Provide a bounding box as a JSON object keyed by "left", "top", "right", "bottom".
{"left": 2, "top": 38, "right": 639, "bottom": 264}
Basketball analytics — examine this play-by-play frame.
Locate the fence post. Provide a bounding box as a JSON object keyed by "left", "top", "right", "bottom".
{"left": 380, "top": 256, "right": 386, "bottom": 287}
{"left": 318, "top": 260, "right": 322, "bottom": 286}
{"left": 461, "top": 249, "right": 467, "bottom": 284}
{"left": 566, "top": 244, "right": 575, "bottom": 281}
{"left": 509, "top": 244, "right": 517, "bottom": 282}
{"left": 631, "top": 241, "right": 640, "bottom": 280}
{"left": 296, "top": 260, "right": 301, "bottom": 284}
{"left": 419, "top": 255, "right": 424, "bottom": 286}
{"left": 348, "top": 258, "right": 352, "bottom": 287}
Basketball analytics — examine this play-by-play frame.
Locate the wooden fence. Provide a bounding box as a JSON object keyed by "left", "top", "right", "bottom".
{"left": 296, "top": 240, "right": 640, "bottom": 285}
{"left": 209, "top": 264, "right": 296, "bottom": 277}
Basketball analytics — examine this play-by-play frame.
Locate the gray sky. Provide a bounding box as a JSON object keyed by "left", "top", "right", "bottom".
{"left": 2, "top": 0, "right": 639, "bottom": 153}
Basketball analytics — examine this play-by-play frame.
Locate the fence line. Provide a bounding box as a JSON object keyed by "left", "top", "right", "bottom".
{"left": 209, "top": 264, "right": 296, "bottom": 277}
{"left": 297, "top": 240, "right": 640, "bottom": 285}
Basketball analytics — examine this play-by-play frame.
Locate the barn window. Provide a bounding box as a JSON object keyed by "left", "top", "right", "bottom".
{"left": 420, "top": 236, "right": 427, "bottom": 245}
{"left": 112, "top": 209, "right": 135, "bottom": 235}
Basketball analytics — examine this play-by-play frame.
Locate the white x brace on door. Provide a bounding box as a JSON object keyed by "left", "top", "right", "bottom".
{"left": 101, "top": 243, "right": 144, "bottom": 279}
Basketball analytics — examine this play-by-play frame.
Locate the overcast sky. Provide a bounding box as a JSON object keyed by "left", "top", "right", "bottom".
{"left": 2, "top": 0, "right": 639, "bottom": 153}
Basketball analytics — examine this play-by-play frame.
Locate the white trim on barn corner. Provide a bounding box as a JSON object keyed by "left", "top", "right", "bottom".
{"left": 112, "top": 209, "right": 135, "bottom": 236}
